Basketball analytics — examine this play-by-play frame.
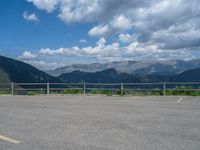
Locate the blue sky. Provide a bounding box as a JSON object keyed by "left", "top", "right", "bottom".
{"left": 0, "top": 0, "right": 200, "bottom": 69}
{"left": 0, "top": 0, "right": 96, "bottom": 57}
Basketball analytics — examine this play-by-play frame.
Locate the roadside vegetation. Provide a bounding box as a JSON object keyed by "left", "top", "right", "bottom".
{"left": 0, "top": 90, "right": 11, "bottom": 95}
{"left": 0, "top": 85, "right": 200, "bottom": 96}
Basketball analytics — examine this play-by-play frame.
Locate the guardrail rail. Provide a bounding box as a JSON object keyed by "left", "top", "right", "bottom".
{"left": 0, "top": 82, "right": 200, "bottom": 96}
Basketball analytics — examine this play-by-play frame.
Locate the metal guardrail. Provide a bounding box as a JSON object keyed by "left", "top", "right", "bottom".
{"left": 0, "top": 82, "right": 200, "bottom": 95}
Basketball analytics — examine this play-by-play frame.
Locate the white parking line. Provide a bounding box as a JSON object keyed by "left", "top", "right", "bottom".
{"left": 177, "top": 97, "right": 183, "bottom": 104}
{"left": 0, "top": 135, "right": 21, "bottom": 144}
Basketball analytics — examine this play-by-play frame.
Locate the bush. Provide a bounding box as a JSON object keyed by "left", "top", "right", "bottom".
{"left": 166, "top": 90, "right": 200, "bottom": 96}
{"left": 150, "top": 90, "right": 163, "bottom": 96}
{"left": 61, "top": 89, "right": 83, "bottom": 94}
{"left": 116, "top": 89, "right": 130, "bottom": 95}
{"left": 0, "top": 90, "right": 10, "bottom": 95}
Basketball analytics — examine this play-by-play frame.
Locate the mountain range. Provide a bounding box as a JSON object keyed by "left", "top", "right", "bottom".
{"left": 45, "top": 59, "right": 200, "bottom": 77}
{"left": 58, "top": 69, "right": 153, "bottom": 83}
{"left": 0, "top": 55, "right": 200, "bottom": 83}
{"left": 58, "top": 68, "right": 200, "bottom": 83}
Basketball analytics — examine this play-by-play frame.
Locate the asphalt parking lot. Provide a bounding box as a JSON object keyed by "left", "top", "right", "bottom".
{"left": 0, "top": 95, "right": 200, "bottom": 150}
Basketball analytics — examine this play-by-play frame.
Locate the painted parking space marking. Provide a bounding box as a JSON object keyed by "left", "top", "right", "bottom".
{"left": 0, "top": 135, "right": 21, "bottom": 144}
{"left": 177, "top": 97, "right": 183, "bottom": 104}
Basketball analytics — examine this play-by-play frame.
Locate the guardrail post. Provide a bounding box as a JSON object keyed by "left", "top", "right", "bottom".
{"left": 11, "top": 83, "right": 14, "bottom": 95}
{"left": 121, "top": 83, "right": 124, "bottom": 95}
{"left": 163, "top": 82, "right": 166, "bottom": 96}
{"left": 47, "top": 82, "right": 50, "bottom": 95}
{"left": 83, "top": 82, "right": 86, "bottom": 94}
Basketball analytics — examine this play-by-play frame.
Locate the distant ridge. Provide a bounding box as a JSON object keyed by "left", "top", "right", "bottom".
{"left": 45, "top": 59, "right": 200, "bottom": 77}
{"left": 58, "top": 68, "right": 163, "bottom": 83}
{"left": 58, "top": 68, "right": 200, "bottom": 83}
{"left": 0, "top": 55, "right": 200, "bottom": 84}
{"left": 0, "top": 55, "right": 61, "bottom": 83}
{"left": 170, "top": 68, "right": 200, "bottom": 82}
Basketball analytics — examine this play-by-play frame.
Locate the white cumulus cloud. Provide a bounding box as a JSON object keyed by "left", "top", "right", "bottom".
{"left": 23, "top": 11, "right": 39, "bottom": 22}
{"left": 119, "top": 34, "right": 134, "bottom": 43}
{"left": 88, "top": 25, "right": 110, "bottom": 37}
{"left": 79, "top": 39, "right": 87, "bottom": 43}
{"left": 24, "top": 0, "right": 200, "bottom": 68}
{"left": 27, "top": 0, "right": 59, "bottom": 13}
{"left": 18, "top": 37, "right": 196, "bottom": 69}
{"left": 18, "top": 51, "right": 37, "bottom": 59}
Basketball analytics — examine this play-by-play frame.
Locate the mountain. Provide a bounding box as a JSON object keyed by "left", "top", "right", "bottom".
{"left": 0, "top": 55, "right": 61, "bottom": 83}
{"left": 1, "top": 54, "right": 199, "bottom": 84}
{"left": 0, "top": 68, "right": 10, "bottom": 83}
{"left": 58, "top": 69, "right": 163, "bottom": 83}
{"left": 58, "top": 67, "right": 200, "bottom": 83}
{"left": 170, "top": 68, "right": 200, "bottom": 82}
{"left": 46, "top": 59, "right": 200, "bottom": 77}
{"left": 45, "top": 63, "right": 106, "bottom": 77}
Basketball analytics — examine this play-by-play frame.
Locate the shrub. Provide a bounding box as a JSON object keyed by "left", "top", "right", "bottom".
{"left": 0, "top": 90, "right": 10, "bottom": 95}
{"left": 61, "top": 89, "right": 83, "bottom": 94}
